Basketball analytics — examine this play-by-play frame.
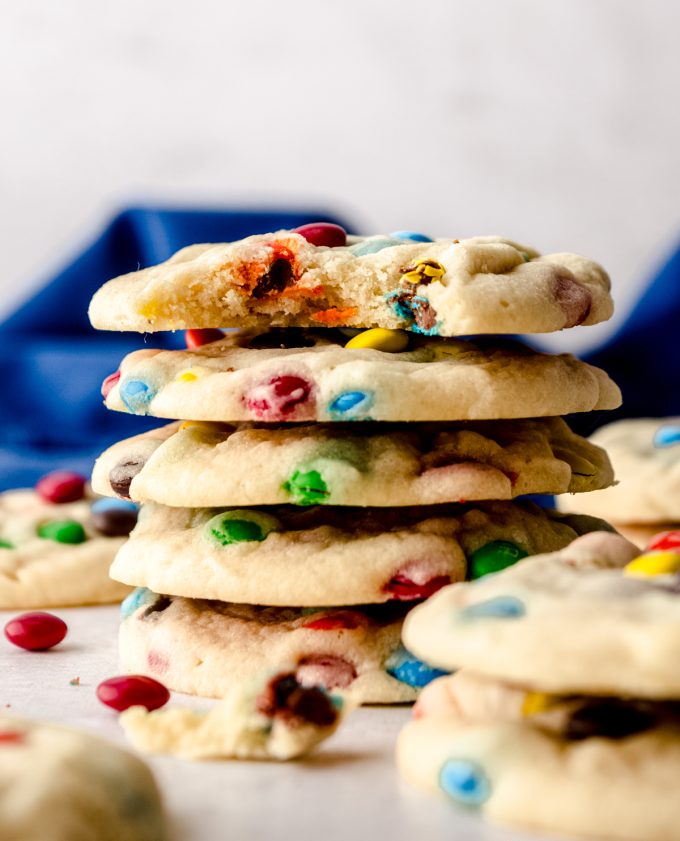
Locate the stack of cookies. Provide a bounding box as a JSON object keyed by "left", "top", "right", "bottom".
{"left": 88, "top": 223, "right": 620, "bottom": 703}
{"left": 398, "top": 531, "right": 680, "bottom": 840}
{"left": 559, "top": 417, "right": 680, "bottom": 547}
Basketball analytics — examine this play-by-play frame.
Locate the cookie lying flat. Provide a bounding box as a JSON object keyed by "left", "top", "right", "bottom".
{"left": 88, "top": 229, "right": 613, "bottom": 336}
{"left": 102, "top": 330, "right": 621, "bottom": 423}
{"left": 397, "top": 672, "right": 680, "bottom": 841}
{"left": 0, "top": 714, "right": 166, "bottom": 841}
{"left": 92, "top": 417, "right": 614, "bottom": 508}
{"left": 110, "top": 501, "right": 609, "bottom": 607}
{"left": 122, "top": 671, "right": 350, "bottom": 761}
{"left": 401, "top": 531, "right": 680, "bottom": 697}
{"left": 119, "top": 590, "right": 439, "bottom": 703}
{"left": 559, "top": 417, "right": 680, "bottom": 524}
{"left": 0, "top": 489, "right": 135, "bottom": 607}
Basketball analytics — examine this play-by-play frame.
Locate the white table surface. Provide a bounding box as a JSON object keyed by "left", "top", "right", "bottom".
{"left": 0, "top": 605, "right": 540, "bottom": 841}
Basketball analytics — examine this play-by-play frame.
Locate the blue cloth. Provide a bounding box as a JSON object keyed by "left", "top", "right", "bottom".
{"left": 577, "top": 240, "right": 680, "bottom": 434}
{"left": 0, "top": 206, "right": 353, "bottom": 490}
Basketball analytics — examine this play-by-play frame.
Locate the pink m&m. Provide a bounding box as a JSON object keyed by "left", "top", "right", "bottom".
{"left": 293, "top": 223, "right": 347, "bottom": 248}
{"left": 101, "top": 370, "right": 121, "bottom": 399}
{"left": 4, "top": 612, "right": 68, "bottom": 651}
{"left": 96, "top": 675, "right": 170, "bottom": 712}
{"left": 185, "top": 329, "right": 225, "bottom": 349}
{"left": 35, "top": 470, "right": 86, "bottom": 504}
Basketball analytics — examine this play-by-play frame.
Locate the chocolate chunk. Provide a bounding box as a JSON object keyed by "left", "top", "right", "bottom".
{"left": 141, "top": 595, "right": 172, "bottom": 620}
{"left": 251, "top": 258, "right": 294, "bottom": 299}
{"left": 256, "top": 671, "right": 338, "bottom": 727}
{"left": 91, "top": 507, "right": 138, "bottom": 537}
{"left": 565, "top": 700, "right": 657, "bottom": 741}
{"left": 412, "top": 298, "right": 437, "bottom": 332}
{"left": 109, "top": 457, "right": 145, "bottom": 498}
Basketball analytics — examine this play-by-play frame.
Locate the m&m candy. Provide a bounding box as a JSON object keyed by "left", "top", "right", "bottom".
{"left": 4, "top": 612, "right": 68, "bottom": 651}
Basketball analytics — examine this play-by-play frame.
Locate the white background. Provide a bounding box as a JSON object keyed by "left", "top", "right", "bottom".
{"left": 1, "top": 0, "right": 679, "bottom": 351}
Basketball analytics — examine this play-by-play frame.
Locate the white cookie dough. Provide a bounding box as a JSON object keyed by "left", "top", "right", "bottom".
{"left": 89, "top": 231, "right": 613, "bottom": 336}
{"left": 0, "top": 714, "right": 166, "bottom": 841}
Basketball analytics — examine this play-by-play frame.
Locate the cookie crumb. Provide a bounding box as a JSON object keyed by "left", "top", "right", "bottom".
{"left": 69, "top": 677, "right": 81, "bottom": 686}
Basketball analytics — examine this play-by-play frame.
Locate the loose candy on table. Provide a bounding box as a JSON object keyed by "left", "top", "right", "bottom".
{"left": 35, "top": 471, "right": 86, "bottom": 504}
{"left": 293, "top": 223, "right": 347, "bottom": 248}
{"left": 37, "top": 519, "right": 87, "bottom": 544}
{"left": 96, "top": 675, "right": 170, "bottom": 712}
{"left": 4, "top": 612, "right": 68, "bottom": 650}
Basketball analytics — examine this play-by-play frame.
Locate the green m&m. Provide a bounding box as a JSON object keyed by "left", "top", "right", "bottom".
{"left": 37, "top": 519, "right": 87, "bottom": 545}
{"left": 0, "top": 538, "right": 14, "bottom": 549}
{"left": 468, "top": 540, "right": 528, "bottom": 580}
{"left": 282, "top": 469, "right": 329, "bottom": 505}
{"left": 205, "top": 510, "right": 281, "bottom": 546}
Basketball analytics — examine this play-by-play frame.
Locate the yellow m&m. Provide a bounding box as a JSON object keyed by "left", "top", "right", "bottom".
{"left": 623, "top": 551, "right": 680, "bottom": 578}
{"left": 344, "top": 328, "right": 409, "bottom": 353}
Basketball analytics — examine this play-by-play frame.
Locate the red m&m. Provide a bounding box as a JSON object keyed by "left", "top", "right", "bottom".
{"left": 4, "top": 612, "right": 68, "bottom": 650}
{"left": 35, "top": 471, "right": 86, "bottom": 504}
{"left": 293, "top": 223, "right": 347, "bottom": 248}
{"left": 648, "top": 531, "right": 680, "bottom": 552}
{"left": 96, "top": 675, "right": 170, "bottom": 712}
{"left": 185, "top": 329, "right": 225, "bottom": 349}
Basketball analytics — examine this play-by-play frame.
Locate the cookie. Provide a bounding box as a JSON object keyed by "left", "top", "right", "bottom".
{"left": 118, "top": 590, "right": 438, "bottom": 703}
{"left": 0, "top": 488, "right": 136, "bottom": 607}
{"left": 0, "top": 714, "right": 166, "bottom": 841}
{"left": 92, "top": 417, "right": 614, "bottom": 508}
{"left": 88, "top": 229, "right": 613, "bottom": 335}
{"left": 402, "top": 531, "right": 680, "bottom": 697}
{"left": 559, "top": 418, "right": 680, "bottom": 524}
{"left": 101, "top": 330, "right": 621, "bottom": 423}
{"left": 397, "top": 672, "right": 680, "bottom": 841}
{"left": 109, "top": 501, "right": 611, "bottom": 607}
{"left": 121, "top": 671, "right": 350, "bottom": 761}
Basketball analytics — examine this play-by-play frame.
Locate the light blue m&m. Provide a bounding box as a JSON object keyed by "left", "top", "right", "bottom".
{"left": 386, "top": 645, "right": 448, "bottom": 688}
{"left": 654, "top": 425, "right": 680, "bottom": 448}
{"left": 349, "top": 237, "right": 404, "bottom": 257}
{"left": 328, "top": 390, "right": 374, "bottom": 420}
{"left": 119, "top": 379, "right": 155, "bottom": 414}
{"left": 91, "top": 498, "right": 139, "bottom": 515}
{"left": 120, "top": 587, "right": 156, "bottom": 620}
{"left": 458, "top": 596, "right": 526, "bottom": 621}
{"left": 439, "top": 759, "right": 491, "bottom": 807}
{"left": 390, "top": 231, "right": 434, "bottom": 243}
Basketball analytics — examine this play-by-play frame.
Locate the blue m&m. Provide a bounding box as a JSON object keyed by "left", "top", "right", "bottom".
{"left": 119, "top": 379, "right": 156, "bottom": 414}
{"left": 654, "top": 425, "right": 680, "bottom": 448}
{"left": 390, "top": 231, "right": 434, "bottom": 243}
{"left": 458, "top": 596, "right": 526, "bottom": 621}
{"left": 386, "top": 645, "right": 448, "bottom": 688}
{"left": 439, "top": 758, "right": 491, "bottom": 807}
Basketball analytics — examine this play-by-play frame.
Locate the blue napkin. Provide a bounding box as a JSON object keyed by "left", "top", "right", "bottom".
{"left": 0, "top": 206, "right": 353, "bottom": 489}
